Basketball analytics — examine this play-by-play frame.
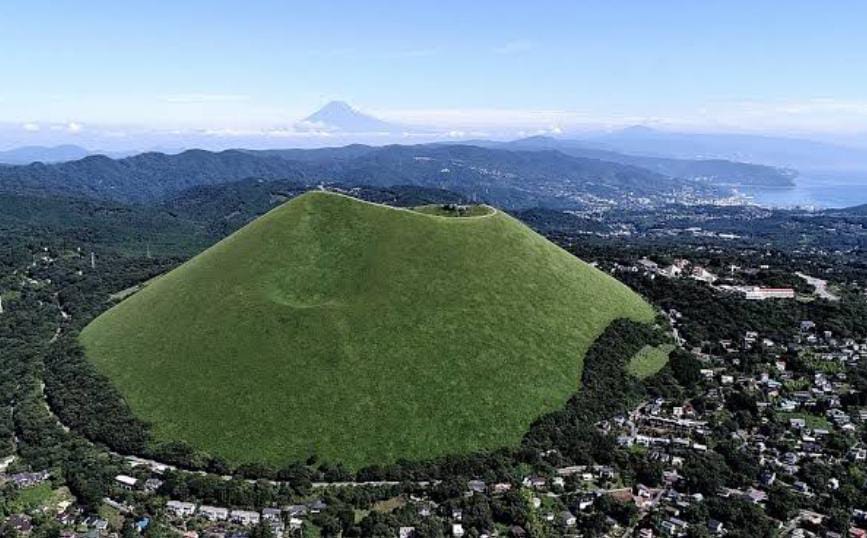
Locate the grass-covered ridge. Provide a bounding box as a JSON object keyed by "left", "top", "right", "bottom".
{"left": 80, "top": 191, "right": 653, "bottom": 468}
{"left": 627, "top": 344, "right": 675, "bottom": 379}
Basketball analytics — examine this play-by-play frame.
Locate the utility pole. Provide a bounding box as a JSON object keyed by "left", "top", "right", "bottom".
{"left": 91, "top": 252, "right": 96, "bottom": 270}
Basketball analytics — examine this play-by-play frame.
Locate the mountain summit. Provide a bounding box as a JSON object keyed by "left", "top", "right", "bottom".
{"left": 80, "top": 191, "right": 654, "bottom": 468}
{"left": 298, "top": 100, "right": 398, "bottom": 132}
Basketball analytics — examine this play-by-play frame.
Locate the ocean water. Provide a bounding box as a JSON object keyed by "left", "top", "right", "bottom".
{"left": 738, "top": 170, "right": 867, "bottom": 209}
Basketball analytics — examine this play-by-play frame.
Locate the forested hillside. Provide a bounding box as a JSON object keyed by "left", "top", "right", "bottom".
{"left": 0, "top": 143, "right": 720, "bottom": 209}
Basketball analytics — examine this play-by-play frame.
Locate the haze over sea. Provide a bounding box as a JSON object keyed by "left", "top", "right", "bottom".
{"left": 741, "top": 171, "right": 867, "bottom": 209}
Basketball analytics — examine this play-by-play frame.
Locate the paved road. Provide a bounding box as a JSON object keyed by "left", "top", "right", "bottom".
{"left": 796, "top": 272, "right": 840, "bottom": 301}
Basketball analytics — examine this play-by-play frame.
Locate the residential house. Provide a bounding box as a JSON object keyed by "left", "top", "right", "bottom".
{"left": 114, "top": 474, "right": 138, "bottom": 491}
{"left": 198, "top": 505, "right": 229, "bottom": 521}
{"left": 284, "top": 505, "right": 308, "bottom": 518}
{"left": 522, "top": 476, "right": 546, "bottom": 489}
{"left": 793, "top": 481, "right": 811, "bottom": 495}
{"left": 467, "top": 480, "right": 486, "bottom": 493}
{"left": 261, "top": 508, "right": 282, "bottom": 522}
{"left": 691, "top": 266, "right": 717, "bottom": 283}
{"left": 230, "top": 510, "right": 260, "bottom": 526}
{"left": 707, "top": 519, "right": 724, "bottom": 535}
{"left": 577, "top": 498, "right": 594, "bottom": 511}
{"left": 166, "top": 500, "right": 196, "bottom": 518}
{"left": 307, "top": 499, "right": 327, "bottom": 514}
{"left": 84, "top": 516, "right": 108, "bottom": 531}
{"left": 9, "top": 471, "right": 49, "bottom": 488}
{"left": 661, "top": 517, "right": 688, "bottom": 537}
{"left": 744, "top": 488, "right": 768, "bottom": 504}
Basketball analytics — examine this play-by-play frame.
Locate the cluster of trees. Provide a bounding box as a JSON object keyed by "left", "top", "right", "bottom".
{"left": 618, "top": 273, "right": 867, "bottom": 345}
{"left": 0, "top": 251, "right": 122, "bottom": 515}
{"left": 43, "top": 336, "right": 151, "bottom": 454}
{"left": 532, "top": 211, "right": 867, "bottom": 351}
{"left": 523, "top": 319, "right": 672, "bottom": 457}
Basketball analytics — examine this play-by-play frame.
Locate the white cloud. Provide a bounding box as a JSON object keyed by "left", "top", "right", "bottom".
{"left": 493, "top": 39, "right": 536, "bottom": 55}
{"left": 764, "top": 98, "right": 867, "bottom": 115}
{"left": 47, "top": 122, "right": 83, "bottom": 133}
{"left": 683, "top": 98, "right": 867, "bottom": 134}
{"left": 373, "top": 98, "right": 867, "bottom": 135}
{"left": 375, "top": 107, "right": 597, "bottom": 130}
{"left": 196, "top": 126, "right": 337, "bottom": 139}
{"left": 22, "top": 122, "right": 40, "bottom": 132}
{"left": 517, "top": 126, "right": 564, "bottom": 138}
{"left": 294, "top": 119, "right": 333, "bottom": 133}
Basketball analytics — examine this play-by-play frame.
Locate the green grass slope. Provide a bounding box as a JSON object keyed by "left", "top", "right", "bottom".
{"left": 627, "top": 344, "right": 675, "bottom": 379}
{"left": 80, "top": 191, "right": 653, "bottom": 468}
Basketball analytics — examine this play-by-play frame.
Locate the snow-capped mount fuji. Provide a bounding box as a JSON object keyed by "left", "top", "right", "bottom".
{"left": 297, "top": 101, "right": 401, "bottom": 133}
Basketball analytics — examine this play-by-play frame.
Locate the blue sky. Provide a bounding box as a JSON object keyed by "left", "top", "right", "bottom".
{"left": 2, "top": 0, "right": 867, "bottom": 139}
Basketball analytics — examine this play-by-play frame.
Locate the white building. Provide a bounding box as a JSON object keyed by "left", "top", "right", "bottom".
{"left": 198, "top": 505, "right": 229, "bottom": 521}
{"left": 114, "top": 475, "right": 138, "bottom": 490}
{"left": 691, "top": 266, "right": 717, "bottom": 283}
{"left": 743, "top": 287, "right": 795, "bottom": 300}
{"left": 262, "top": 508, "right": 282, "bottom": 521}
{"left": 166, "top": 500, "right": 196, "bottom": 517}
{"left": 0, "top": 455, "right": 14, "bottom": 472}
{"left": 231, "top": 510, "right": 260, "bottom": 526}
{"left": 659, "top": 265, "right": 683, "bottom": 278}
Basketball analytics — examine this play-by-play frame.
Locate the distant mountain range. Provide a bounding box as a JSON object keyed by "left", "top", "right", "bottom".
{"left": 0, "top": 143, "right": 723, "bottom": 209}
{"left": 0, "top": 134, "right": 798, "bottom": 191}
{"left": 0, "top": 144, "right": 91, "bottom": 165}
{"left": 496, "top": 136, "right": 796, "bottom": 187}
{"left": 5, "top": 100, "right": 867, "bottom": 178}
{"left": 582, "top": 126, "right": 867, "bottom": 172}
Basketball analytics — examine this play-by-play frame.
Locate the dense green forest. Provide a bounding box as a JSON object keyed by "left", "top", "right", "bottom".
{"left": 0, "top": 144, "right": 709, "bottom": 209}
